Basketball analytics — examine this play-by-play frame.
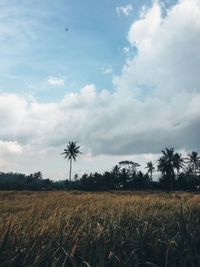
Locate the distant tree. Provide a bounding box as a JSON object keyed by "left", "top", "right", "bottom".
{"left": 145, "top": 161, "right": 155, "bottom": 179}
{"left": 157, "top": 148, "right": 176, "bottom": 191}
{"left": 186, "top": 151, "right": 200, "bottom": 175}
{"left": 33, "top": 171, "right": 43, "bottom": 180}
{"left": 74, "top": 173, "right": 79, "bottom": 181}
{"left": 43, "top": 179, "right": 52, "bottom": 189}
{"left": 135, "top": 171, "right": 151, "bottom": 190}
{"left": 118, "top": 161, "right": 140, "bottom": 189}
{"left": 61, "top": 141, "right": 82, "bottom": 184}
{"left": 121, "top": 168, "right": 130, "bottom": 189}
{"left": 112, "top": 165, "right": 121, "bottom": 189}
{"left": 112, "top": 165, "right": 120, "bottom": 175}
{"left": 173, "top": 153, "right": 184, "bottom": 177}
{"left": 119, "top": 160, "right": 140, "bottom": 174}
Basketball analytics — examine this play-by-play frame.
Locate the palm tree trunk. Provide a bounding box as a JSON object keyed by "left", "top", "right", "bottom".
{"left": 195, "top": 166, "right": 197, "bottom": 176}
{"left": 69, "top": 158, "right": 72, "bottom": 183}
{"left": 170, "top": 176, "right": 173, "bottom": 191}
{"left": 170, "top": 170, "right": 175, "bottom": 191}
{"left": 168, "top": 170, "right": 173, "bottom": 191}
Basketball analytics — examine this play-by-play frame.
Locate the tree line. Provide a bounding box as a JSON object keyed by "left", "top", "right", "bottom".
{"left": 0, "top": 171, "right": 65, "bottom": 191}
{"left": 0, "top": 143, "right": 200, "bottom": 191}
{"left": 65, "top": 148, "right": 200, "bottom": 192}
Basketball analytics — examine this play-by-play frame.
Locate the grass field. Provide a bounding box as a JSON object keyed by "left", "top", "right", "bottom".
{"left": 0, "top": 191, "right": 200, "bottom": 267}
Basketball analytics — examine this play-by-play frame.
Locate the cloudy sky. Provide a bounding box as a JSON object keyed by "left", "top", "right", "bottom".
{"left": 0, "top": 0, "right": 200, "bottom": 179}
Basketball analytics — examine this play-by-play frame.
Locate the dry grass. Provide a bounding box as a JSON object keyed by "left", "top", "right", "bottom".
{"left": 0, "top": 191, "right": 200, "bottom": 266}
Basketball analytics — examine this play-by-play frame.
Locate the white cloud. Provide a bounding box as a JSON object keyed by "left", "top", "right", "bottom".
{"left": 101, "top": 65, "right": 113, "bottom": 74}
{"left": 123, "top": 46, "right": 130, "bottom": 54}
{"left": 116, "top": 4, "right": 133, "bottom": 16}
{"left": 47, "top": 76, "right": 65, "bottom": 86}
{"left": 0, "top": 140, "right": 23, "bottom": 172}
{"left": 128, "top": 2, "right": 161, "bottom": 49}
{"left": 0, "top": 140, "right": 23, "bottom": 155}
{"left": 117, "top": 0, "right": 200, "bottom": 98}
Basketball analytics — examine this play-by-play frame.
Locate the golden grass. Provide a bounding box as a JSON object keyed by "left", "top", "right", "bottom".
{"left": 0, "top": 191, "right": 200, "bottom": 266}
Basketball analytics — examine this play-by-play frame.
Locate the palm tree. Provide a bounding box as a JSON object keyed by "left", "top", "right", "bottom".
{"left": 173, "top": 153, "right": 184, "bottom": 177}
{"left": 157, "top": 148, "right": 176, "bottom": 191}
{"left": 145, "top": 161, "right": 155, "bottom": 179}
{"left": 186, "top": 151, "right": 200, "bottom": 175}
{"left": 61, "top": 141, "right": 82, "bottom": 183}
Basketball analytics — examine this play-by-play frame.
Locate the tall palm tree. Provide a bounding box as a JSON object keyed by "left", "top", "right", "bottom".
{"left": 186, "top": 151, "right": 200, "bottom": 175}
{"left": 145, "top": 161, "right": 155, "bottom": 179}
{"left": 157, "top": 148, "right": 176, "bottom": 191}
{"left": 61, "top": 141, "right": 82, "bottom": 183}
{"left": 173, "top": 153, "right": 184, "bottom": 176}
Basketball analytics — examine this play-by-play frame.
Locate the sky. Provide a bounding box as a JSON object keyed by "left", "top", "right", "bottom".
{"left": 0, "top": 0, "right": 200, "bottom": 180}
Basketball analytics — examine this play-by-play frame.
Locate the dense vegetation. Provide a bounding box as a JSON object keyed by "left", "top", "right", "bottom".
{"left": 0, "top": 171, "right": 65, "bottom": 191}
{"left": 0, "top": 191, "right": 200, "bottom": 266}
{"left": 0, "top": 148, "right": 200, "bottom": 191}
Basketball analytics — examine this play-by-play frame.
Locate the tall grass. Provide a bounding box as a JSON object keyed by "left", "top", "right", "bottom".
{"left": 0, "top": 191, "right": 200, "bottom": 266}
